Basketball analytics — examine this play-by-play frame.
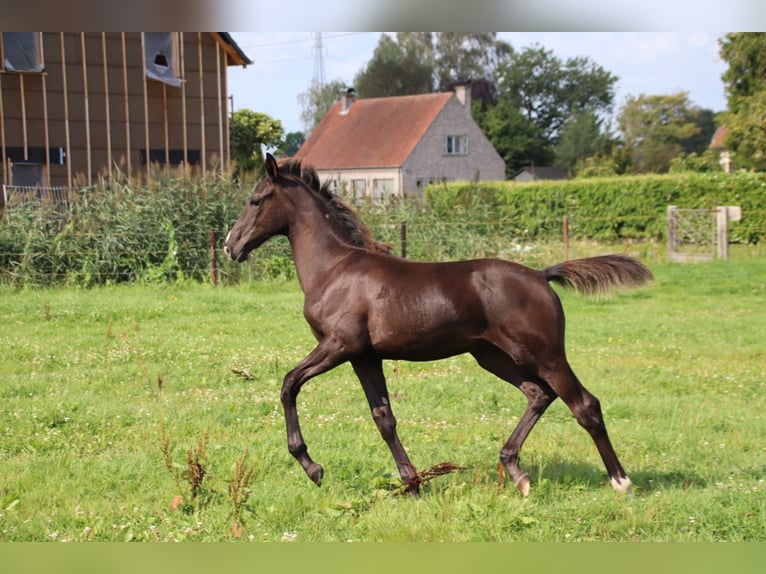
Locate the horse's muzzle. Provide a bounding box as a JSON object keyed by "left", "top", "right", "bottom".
{"left": 223, "top": 229, "right": 235, "bottom": 259}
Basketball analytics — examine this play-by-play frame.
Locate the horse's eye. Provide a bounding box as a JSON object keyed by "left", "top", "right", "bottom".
{"left": 250, "top": 197, "right": 261, "bottom": 207}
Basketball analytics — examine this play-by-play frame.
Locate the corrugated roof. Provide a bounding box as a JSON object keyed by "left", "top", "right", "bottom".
{"left": 295, "top": 92, "right": 453, "bottom": 169}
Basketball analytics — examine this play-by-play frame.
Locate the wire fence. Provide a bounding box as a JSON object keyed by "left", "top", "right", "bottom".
{"left": 2, "top": 186, "right": 764, "bottom": 287}
{"left": 4, "top": 216, "right": 763, "bottom": 288}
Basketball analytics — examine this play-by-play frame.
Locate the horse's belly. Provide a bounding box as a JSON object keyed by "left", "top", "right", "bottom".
{"left": 369, "top": 320, "right": 480, "bottom": 361}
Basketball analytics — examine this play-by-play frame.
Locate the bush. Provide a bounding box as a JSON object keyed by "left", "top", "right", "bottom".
{"left": 0, "top": 169, "right": 250, "bottom": 287}
{"left": 425, "top": 171, "right": 766, "bottom": 244}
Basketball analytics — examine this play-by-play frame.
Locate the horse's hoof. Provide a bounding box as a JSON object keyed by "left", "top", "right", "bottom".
{"left": 610, "top": 475, "right": 633, "bottom": 497}
{"left": 308, "top": 463, "right": 324, "bottom": 486}
{"left": 514, "top": 473, "right": 531, "bottom": 497}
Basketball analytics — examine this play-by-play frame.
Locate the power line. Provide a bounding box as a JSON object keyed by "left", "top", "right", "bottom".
{"left": 236, "top": 32, "right": 371, "bottom": 50}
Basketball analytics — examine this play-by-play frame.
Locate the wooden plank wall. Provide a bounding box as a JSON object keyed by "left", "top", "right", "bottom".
{"left": 0, "top": 32, "right": 230, "bottom": 189}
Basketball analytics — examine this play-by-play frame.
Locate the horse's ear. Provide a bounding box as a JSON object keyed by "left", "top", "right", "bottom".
{"left": 265, "top": 153, "right": 279, "bottom": 181}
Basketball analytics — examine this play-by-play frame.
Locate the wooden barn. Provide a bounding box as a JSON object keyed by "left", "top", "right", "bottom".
{"left": 0, "top": 32, "right": 250, "bottom": 207}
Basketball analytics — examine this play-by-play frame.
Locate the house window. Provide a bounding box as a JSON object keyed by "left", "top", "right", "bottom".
{"left": 443, "top": 135, "right": 469, "bottom": 156}
{"left": 416, "top": 176, "right": 452, "bottom": 191}
{"left": 416, "top": 177, "right": 438, "bottom": 190}
{"left": 144, "top": 33, "right": 182, "bottom": 87}
{"left": 372, "top": 178, "right": 394, "bottom": 202}
{"left": 2, "top": 32, "right": 44, "bottom": 73}
{"left": 351, "top": 179, "right": 366, "bottom": 199}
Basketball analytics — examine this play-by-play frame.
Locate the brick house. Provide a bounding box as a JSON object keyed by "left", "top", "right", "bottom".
{"left": 294, "top": 85, "right": 506, "bottom": 200}
{"left": 709, "top": 125, "right": 732, "bottom": 173}
{"left": 1, "top": 32, "right": 250, "bottom": 207}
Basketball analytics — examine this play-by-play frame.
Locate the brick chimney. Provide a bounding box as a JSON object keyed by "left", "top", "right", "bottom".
{"left": 340, "top": 87, "right": 356, "bottom": 115}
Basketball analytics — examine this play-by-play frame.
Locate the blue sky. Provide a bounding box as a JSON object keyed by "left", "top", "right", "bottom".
{"left": 227, "top": 32, "right": 730, "bottom": 136}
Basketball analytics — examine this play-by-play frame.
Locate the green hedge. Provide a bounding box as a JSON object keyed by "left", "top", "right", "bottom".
{"left": 425, "top": 171, "right": 766, "bottom": 244}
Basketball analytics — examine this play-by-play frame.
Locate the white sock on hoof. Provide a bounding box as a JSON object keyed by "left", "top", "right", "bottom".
{"left": 610, "top": 475, "right": 633, "bottom": 496}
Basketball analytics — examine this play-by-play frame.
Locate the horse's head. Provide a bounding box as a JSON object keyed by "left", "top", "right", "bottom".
{"left": 224, "top": 153, "right": 290, "bottom": 262}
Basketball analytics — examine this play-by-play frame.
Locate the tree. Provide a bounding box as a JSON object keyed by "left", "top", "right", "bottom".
{"left": 474, "top": 98, "right": 551, "bottom": 175}
{"left": 553, "top": 111, "right": 614, "bottom": 174}
{"left": 478, "top": 44, "right": 617, "bottom": 175}
{"left": 353, "top": 33, "right": 434, "bottom": 98}
{"left": 297, "top": 79, "right": 348, "bottom": 134}
{"left": 277, "top": 131, "right": 305, "bottom": 157}
{"left": 719, "top": 33, "right": 766, "bottom": 112}
{"left": 432, "top": 33, "right": 510, "bottom": 91}
{"left": 721, "top": 90, "right": 766, "bottom": 170}
{"left": 718, "top": 33, "right": 766, "bottom": 170}
{"left": 230, "top": 109, "right": 284, "bottom": 176}
{"left": 617, "top": 92, "right": 703, "bottom": 173}
{"left": 353, "top": 33, "right": 511, "bottom": 102}
{"left": 493, "top": 45, "right": 617, "bottom": 144}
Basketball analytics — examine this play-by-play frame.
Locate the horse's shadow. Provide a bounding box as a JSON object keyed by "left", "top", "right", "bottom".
{"left": 527, "top": 458, "right": 709, "bottom": 494}
{"left": 411, "top": 457, "right": 711, "bottom": 496}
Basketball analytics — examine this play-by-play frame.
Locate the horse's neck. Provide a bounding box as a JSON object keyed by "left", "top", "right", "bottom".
{"left": 287, "top": 193, "right": 355, "bottom": 291}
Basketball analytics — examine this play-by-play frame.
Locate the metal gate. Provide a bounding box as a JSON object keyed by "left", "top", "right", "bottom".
{"left": 667, "top": 205, "right": 741, "bottom": 262}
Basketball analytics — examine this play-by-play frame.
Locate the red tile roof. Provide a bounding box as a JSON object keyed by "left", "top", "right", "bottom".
{"left": 295, "top": 92, "right": 454, "bottom": 169}
{"left": 710, "top": 125, "right": 730, "bottom": 149}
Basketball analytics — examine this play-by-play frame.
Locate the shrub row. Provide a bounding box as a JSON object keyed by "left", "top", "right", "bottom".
{"left": 424, "top": 171, "right": 766, "bottom": 244}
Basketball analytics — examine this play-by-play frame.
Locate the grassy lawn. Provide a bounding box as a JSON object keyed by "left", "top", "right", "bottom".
{"left": 0, "top": 254, "right": 764, "bottom": 542}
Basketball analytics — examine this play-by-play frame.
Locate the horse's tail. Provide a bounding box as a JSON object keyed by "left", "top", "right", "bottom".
{"left": 543, "top": 254, "right": 653, "bottom": 295}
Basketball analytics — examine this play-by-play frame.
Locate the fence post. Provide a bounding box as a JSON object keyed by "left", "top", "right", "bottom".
{"left": 667, "top": 205, "right": 677, "bottom": 260}
{"left": 716, "top": 206, "right": 729, "bottom": 260}
{"left": 210, "top": 228, "right": 218, "bottom": 286}
{"left": 400, "top": 221, "right": 407, "bottom": 258}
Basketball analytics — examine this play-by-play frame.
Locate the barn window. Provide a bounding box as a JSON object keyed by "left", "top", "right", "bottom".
{"left": 10, "top": 163, "right": 45, "bottom": 187}
{"left": 144, "top": 33, "right": 182, "bottom": 87}
{"left": 2, "top": 32, "right": 44, "bottom": 73}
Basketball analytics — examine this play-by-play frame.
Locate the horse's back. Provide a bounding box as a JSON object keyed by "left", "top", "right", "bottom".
{"left": 348, "top": 255, "right": 563, "bottom": 361}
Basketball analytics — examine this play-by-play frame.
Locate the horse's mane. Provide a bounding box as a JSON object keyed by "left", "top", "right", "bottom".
{"left": 277, "top": 158, "right": 393, "bottom": 255}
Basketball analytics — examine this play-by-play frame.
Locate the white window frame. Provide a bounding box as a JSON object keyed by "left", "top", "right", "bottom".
{"left": 351, "top": 179, "right": 366, "bottom": 199}
{"left": 372, "top": 178, "right": 394, "bottom": 202}
{"left": 443, "top": 135, "right": 469, "bottom": 156}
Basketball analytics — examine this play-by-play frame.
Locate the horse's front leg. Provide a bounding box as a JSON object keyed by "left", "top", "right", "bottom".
{"left": 280, "top": 339, "right": 350, "bottom": 486}
{"left": 351, "top": 357, "right": 419, "bottom": 495}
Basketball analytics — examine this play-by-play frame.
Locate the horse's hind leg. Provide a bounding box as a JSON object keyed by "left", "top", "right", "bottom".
{"left": 471, "top": 347, "right": 556, "bottom": 497}
{"left": 351, "top": 357, "right": 419, "bottom": 494}
{"left": 540, "top": 359, "right": 632, "bottom": 495}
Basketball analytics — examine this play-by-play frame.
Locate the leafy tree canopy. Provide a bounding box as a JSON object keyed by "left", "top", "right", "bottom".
{"left": 230, "top": 109, "right": 284, "bottom": 176}
{"left": 617, "top": 92, "right": 712, "bottom": 173}
{"left": 297, "top": 79, "right": 348, "bottom": 134}
{"left": 478, "top": 44, "right": 617, "bottom": 175}
{"left": 277, "top": 131, "right": 306, "bottom": 158}
{"left": 719, "top": 33, "right": 766, "bottom": 170}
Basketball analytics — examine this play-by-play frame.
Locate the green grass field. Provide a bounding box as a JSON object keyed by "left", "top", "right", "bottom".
{"left": 0, "top": 253, "right": 764, "bottom": 542}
